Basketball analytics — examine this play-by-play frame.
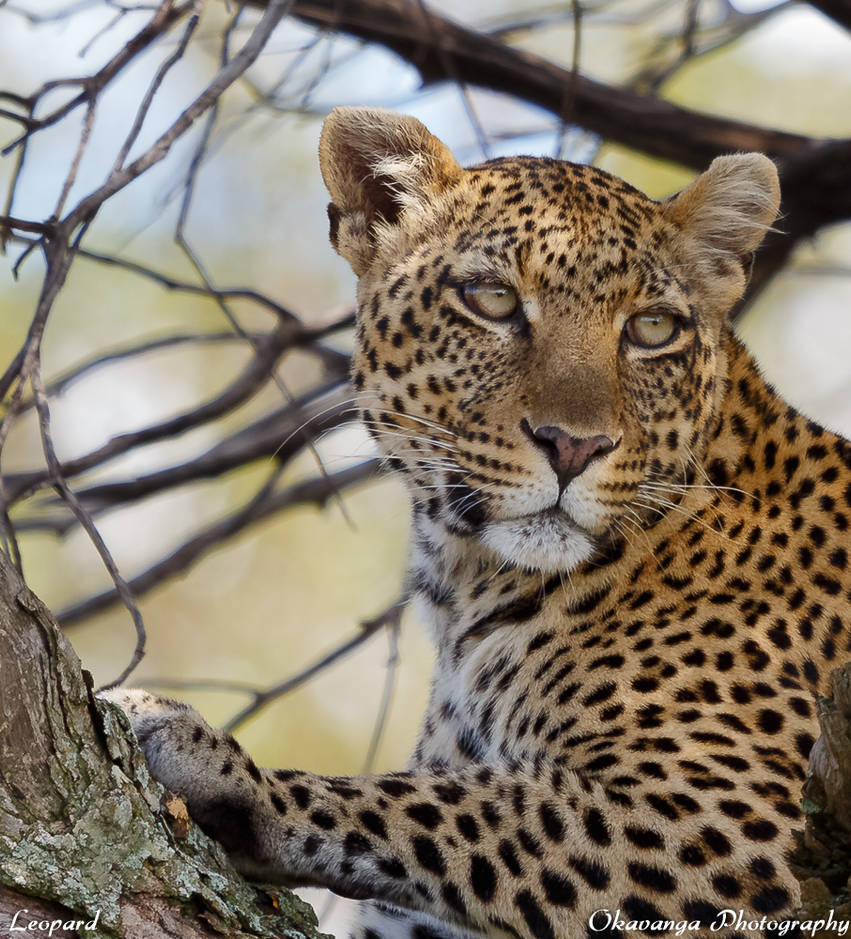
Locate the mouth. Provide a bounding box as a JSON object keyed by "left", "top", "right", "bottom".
{"left": 478, "top": 505, "right": 596, "bottom": 575}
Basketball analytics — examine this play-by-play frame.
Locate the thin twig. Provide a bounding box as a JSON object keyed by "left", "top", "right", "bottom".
{"left": 223, "top": 595, "right": 406, "bottom": 732}
{"left": 362, "top": 609, "right": 402, "bottom": 772}
{"left": 31, "top": 356, "right": 147, "bottom": 687}
{"left": 58, "top": 460, "right": 379, "bottom": 628}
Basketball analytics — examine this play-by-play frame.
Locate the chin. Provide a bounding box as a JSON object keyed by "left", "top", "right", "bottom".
{"left": 479, "top": 511, "right": 595, "bottom": 575}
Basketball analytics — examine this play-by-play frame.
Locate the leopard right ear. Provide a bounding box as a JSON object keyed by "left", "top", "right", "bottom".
{"left": 663, "top": 153, "right": 780, "bottom": 263}
{"left": 319, "top": 107, "right": 462, "bottom": 275}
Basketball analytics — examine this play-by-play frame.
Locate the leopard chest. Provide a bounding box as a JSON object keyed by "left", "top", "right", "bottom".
{"left": 413, "top": 581, "right": 818, "bottom": 799}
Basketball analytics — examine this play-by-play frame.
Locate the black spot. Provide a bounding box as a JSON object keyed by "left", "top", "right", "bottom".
{"left": 750, "top": 885, "right": 790, "bottom": 914}
{"left": 377, "top": 856, "right": 407, "bottom": 879}
{"left": 456, "top": 813, "right": 480, "bottom": 843}
{"left": 344, "top": 831, "right": 371, "bottom": 855}
{"left": 582, "top": 808, "right": 612, "bottom": 848}
{"left": 359, "top": 809, "right": 388, "bottom": 839}
{"left": 470, "top": 854, "right": 498, "bottom": 902}
{"left": 245, "top": 760, "right": 262, "bottom": 784}
{"left": 412, "top": 835, "right": 445, "bottom": 875}
{"left": 433, "top": 781, "right": 467, "bottom": 804}
{"left": 718, "top": 800, "right": 750, "bottom": 819}
{"left": 290, "top": 784, "right": 311, "bottom": 809}
{"left": 377, "top": 777, "right": 416, "bottom": 797}
{"left": 569, "top": 854, "right": 610, "bottom": 890}
{"left": 310, "top": 810, "right": 336, "bottom": 830}
{"left": 406, "top": 802, "right": 442, "bottom": 830}
{"left": 303, "top": 834, "right": 321, "bottom": 857}
{"left": 645, "top": 793, "right": 678, "bottom": 820}
{"left": 621, "top": 896, "right": 670, "bottom": 934}
{"left": 540, "top": 869, "right": 577, "bottom": 907}
{"left": 413, "top": 928, "right": 442, "bottom": 939}
{"left": 681, "top": 900, "right": 722, "bottom": 927}
{"left": 701, "top": 826, "right": 732, "bottom": 856}
{"left": 742, "top": 819, "right": 778, "bottom": 841}
{"left": 441, "top": 881, "right": 467, "bottom": 915}
{"left": 757, "top": 709, "right": 784, "bottom": 734}
{"left": 481, "top": 800, "right": 501, "bottom": 829}
{"left": 515, "top": 889, "right": 556, "bottom": 939}
{"left": 624, "top": 825, "right": 665, "bottom": 850}
{"left": 538, "top": 802, "right": 564, "bottom": 842}
{"left": 678, "top": 843, "right": 706, "bottom": 866}
{"left": 627, "top": 861, "right": 677, "bottom": 893}
{"left": 711, "top": 873, "right": 741, "bottom": 899}
{"left": 194, "top": 798, "right": 255, "bottom": 857}
{"left": 499, "top": 839, "right": 523, "bottom": 876}
{"left": 517, "top": 827, "right": 543, "bottom": 858}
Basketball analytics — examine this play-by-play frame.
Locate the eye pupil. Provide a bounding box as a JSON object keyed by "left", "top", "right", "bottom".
{"left": 462, "top": 283, "right": 518, "bottom": 320}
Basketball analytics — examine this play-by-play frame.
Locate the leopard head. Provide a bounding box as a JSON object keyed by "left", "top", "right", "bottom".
{"left": 319, "top": 107, "right": 780, "bottom": 574}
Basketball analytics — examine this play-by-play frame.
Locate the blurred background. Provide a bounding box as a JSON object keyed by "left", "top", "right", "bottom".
{"left": 1, "top": 0, "right": 850, "bottom": 932}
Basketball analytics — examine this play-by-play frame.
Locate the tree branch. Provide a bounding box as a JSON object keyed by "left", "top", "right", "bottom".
{"left": 58, "top": 459, "right": 379, "bottom": 627}
{"left": 267, "top": 0, "right": 817, "bottom": 169}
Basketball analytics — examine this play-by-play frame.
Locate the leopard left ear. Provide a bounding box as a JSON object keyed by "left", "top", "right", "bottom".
{"left": 663, "top": 153, "right": 780, "bottom": 264}
{"left": 319, "top": 107, "right": 462, "bottom": 275}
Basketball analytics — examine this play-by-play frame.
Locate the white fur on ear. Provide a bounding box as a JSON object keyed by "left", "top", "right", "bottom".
{"left": 319, "top": 107, "right": 462, "bottom": 274}
{"left": 664, "top": 153, "right": 780, "bottom": 261}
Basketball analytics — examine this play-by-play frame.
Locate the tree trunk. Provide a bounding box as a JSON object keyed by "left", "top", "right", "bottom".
{"left": 0, "top": 550, "right": 326, "bottom": 939}
{"left": 793, "top": 665, "right": 851, "bottom": 934}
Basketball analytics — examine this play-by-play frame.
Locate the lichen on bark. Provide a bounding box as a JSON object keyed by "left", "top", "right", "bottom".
{"left": 792, "top": 664, "right": 851, "bottom": 934}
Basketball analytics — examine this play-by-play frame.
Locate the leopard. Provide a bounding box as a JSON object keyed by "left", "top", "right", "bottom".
{"left": 101, "top": 107, "right": 851, "bottom": 939}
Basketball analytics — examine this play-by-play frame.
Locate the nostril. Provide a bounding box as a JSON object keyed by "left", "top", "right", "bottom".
{"left": 521, "top": 419, "right": 617, "bottom": 489}
{"left": 521, "top": 419, "right": 560, "bottom": 465}
{"left": 583, "top": 435, "right": 617, "bottom": 464}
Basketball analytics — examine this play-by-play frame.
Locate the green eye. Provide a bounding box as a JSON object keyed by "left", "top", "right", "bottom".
{"left": 625, "top": 310, "right": 679, "bottom": 348}
{"left": 462, "top": 283, "right": 519, "bottom": 320}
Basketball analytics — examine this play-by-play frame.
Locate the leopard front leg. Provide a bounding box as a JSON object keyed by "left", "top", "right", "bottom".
{"left": 101, "top": 690, "right": 799, "bottom": 939}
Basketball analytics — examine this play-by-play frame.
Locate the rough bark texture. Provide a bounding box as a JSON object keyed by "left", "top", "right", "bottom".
{"left": 792, "top": 664, "right": 851, "bottom": 934}
{"left": 0, "top": 550, "right": 327, "bottom": 939}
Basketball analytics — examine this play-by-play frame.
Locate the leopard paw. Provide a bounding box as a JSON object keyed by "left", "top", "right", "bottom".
{"left": 98, "top": 688, "right": 212, "bottom": 796}
{"left": 98, "top": 687, "right": 273, "bottom": 873}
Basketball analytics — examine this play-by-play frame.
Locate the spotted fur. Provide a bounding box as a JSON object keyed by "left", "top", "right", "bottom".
{"left": 101, "top": 109, "right": 851, "bottom": 939}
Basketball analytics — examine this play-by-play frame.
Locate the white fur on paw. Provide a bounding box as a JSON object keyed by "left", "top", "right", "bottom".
{"left": 98, "top": 688, "right": 188, "bottom": 735}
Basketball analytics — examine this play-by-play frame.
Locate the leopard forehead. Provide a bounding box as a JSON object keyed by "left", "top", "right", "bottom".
{"left": 364, "top": 156, "right": 686, "bottom": 315}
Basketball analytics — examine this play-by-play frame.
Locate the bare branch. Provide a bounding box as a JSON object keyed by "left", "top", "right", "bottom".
{"left": 58, "top": 459, "right": 380, "bottom": 628}
{"left": 223, "top": 595, "right": 405, "bottom": 732}
{"left": 3, "top": 321, "right": 338, "bottom": 505}
{"left": 30, "top": 351, "right": 147, "bottom": 687}
{"left": 257, "top": 0, "right": 817, "bottom": 169}
{"left": 0, "top": 2, "right": 194, "bottom": 158}
{"left": 64, "top": 0, "right": 293, "bottom": 229}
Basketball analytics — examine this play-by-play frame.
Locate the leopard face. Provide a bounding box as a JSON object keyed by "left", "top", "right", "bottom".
{"left": 321, "top": 109, "right": 778, "bottom": 574}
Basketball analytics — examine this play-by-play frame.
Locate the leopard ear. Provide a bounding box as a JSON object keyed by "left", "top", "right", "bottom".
{"left": 663, "top": 153, "right": 780, "bottom": 263}
{"left": 319, "top": 107, "right": 462, "bottom": 275}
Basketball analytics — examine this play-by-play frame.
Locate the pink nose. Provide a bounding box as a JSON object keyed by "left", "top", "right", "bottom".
{"left": 525, "top": 423, "right": 616, "bottom": 490}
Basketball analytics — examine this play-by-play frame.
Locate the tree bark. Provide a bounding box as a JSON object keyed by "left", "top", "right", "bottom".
{"left": 793, "top": 664, "right": 851, "bottom": 934}
{"left": 0, "top": 550, "right": 326, "bottom": 939}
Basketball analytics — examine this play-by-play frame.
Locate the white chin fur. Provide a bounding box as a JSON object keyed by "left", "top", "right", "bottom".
{"left": 480, "top": 512, "right": 594, "bottom": 574}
